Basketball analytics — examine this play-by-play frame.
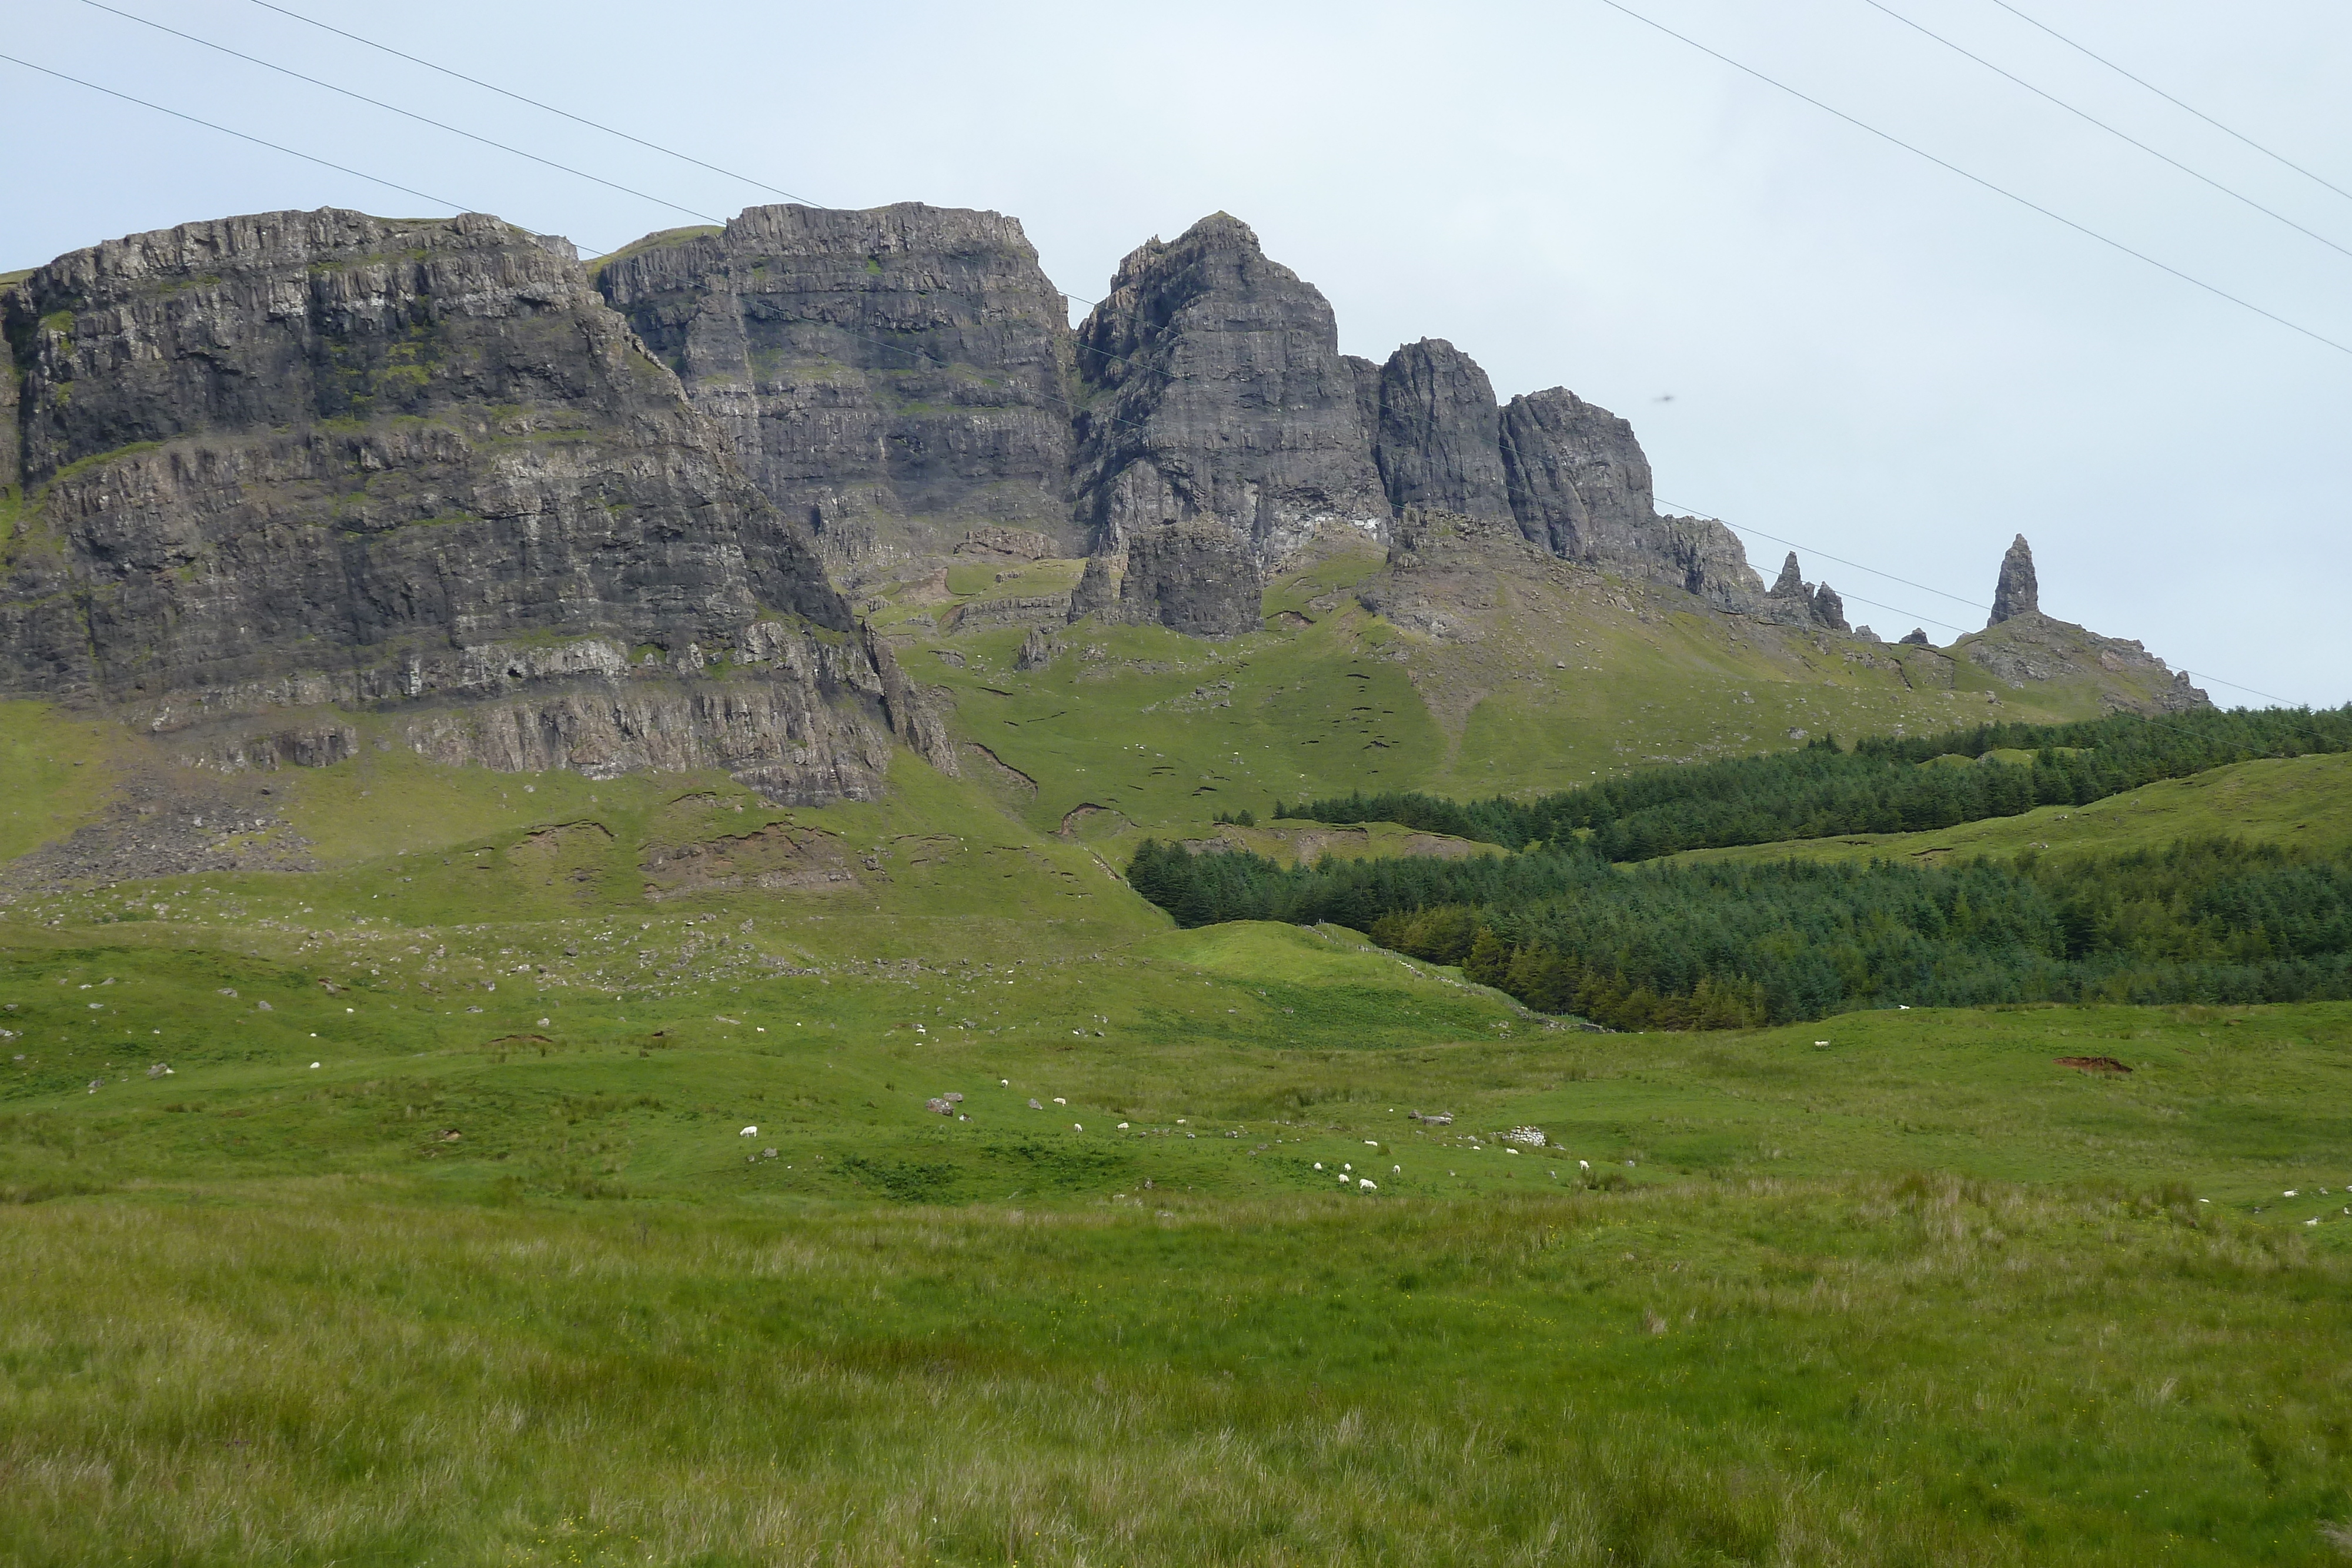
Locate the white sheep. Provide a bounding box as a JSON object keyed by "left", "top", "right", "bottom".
{"left": 740, "top": 1126, "right": 757, "bottom": 1137}
{"left": 1359, "top": 1179, "right": 1377, "bottom": 1191}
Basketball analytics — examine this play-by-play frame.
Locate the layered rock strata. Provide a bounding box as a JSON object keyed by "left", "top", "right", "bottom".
{"left": 0, "top": 208, "right": 951, "bottom": 800}
{"left": 1494, "top": 390, "right": 1753, "bottom": 606}
{"left": 1068, "top": 214, "right": 1388, "bottom": 560}
{"left": 596, "top": 203, "right": 1080, "bottom": 581}
{"left": 1373, "top": 339, "right": 1511, "bottom": 520}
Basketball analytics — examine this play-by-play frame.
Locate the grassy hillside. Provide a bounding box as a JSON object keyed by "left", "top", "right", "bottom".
{"left": 896, "top": 537, "right": 2189, "bottom": 862}
{"left": 0, "top": 700, "right": 126, "bottom": 862}
{"left": 1671, "top": 752, "right": 2352, "bottom": 868}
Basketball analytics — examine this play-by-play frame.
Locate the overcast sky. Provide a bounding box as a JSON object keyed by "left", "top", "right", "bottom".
{"left": 8, "top": 0, "right": 2346, "bottom": 705}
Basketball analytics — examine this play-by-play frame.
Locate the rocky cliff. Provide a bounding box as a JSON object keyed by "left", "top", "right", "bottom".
{"left": 595, "top": 204, "right": 1079, "bottom": 584}
{"left": 0, "top": 208, "right": 951, "bottom": 799}
{"left": 1372, "top": 339, "right": 1511, "bottom": 521}
{"left": 1068, "top": 214, "right": 1389, "bottom": 561}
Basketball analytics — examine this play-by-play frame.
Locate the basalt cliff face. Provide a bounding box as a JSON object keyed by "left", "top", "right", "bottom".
{"left": 0, "top": 208, "right": 951, "bottom": 800}
{"left": 582, "top": 206, "right": 1777, "bottom": 636}
{"left": 1055, "top": 215, "right": 1760, "bottom": 633}
{"left": 1, "top": 198, "right": 2207, "bottom": 805}
{"left": 596, "top": 204, "right": 1080, "bottom": 584}
{"left": 1068, "top": 213, "right": 1389, "bottom": 563}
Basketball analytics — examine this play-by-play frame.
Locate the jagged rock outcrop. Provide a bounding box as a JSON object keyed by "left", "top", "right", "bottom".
{"left": 0, "top": 207, "right": 953, "bottom": 800}
{"left": 1108, "top": 518, "right": 1262, "bottom": 637}
{"left": 1068, "top": 214, "right": 1387, "bottom": 561}
{"left": 1499, "top": 388, "right": 1652, "bottom": 560}
{"left": 1759, "top": 550, "right": 1855, "bottom": 633}
{"left": 595, "top": 203, "right": 1079, "bottom": 580}
{"left": 1067, "top": 550, "right": 1122, "bottom": 623}
{"left": 1496, "top": 388, "right": 1759, "bottom": 606}
{"left": 1363, "top": 507, "right": 1559, "bottom": 643}
{"left": 1374, "top": 339, "right": 1511, "bottom": 520}
{"left": 1958, "top": 614, "right": 2209, "bottom": 714}
{"left": 1015, "top": 626, "right": 1058, "bottom": 670}
{"left": 1899, "top": 627, "right": 1932, "bottom": 647}
{"left": 1989, "top": 533, "right": 2039, "bottom": 625}
{"left": 1770, "top": 552, "right": 1806, "bottom": 599}
{"left": 954, "top": 526, "right": 1054, "bottom": 560}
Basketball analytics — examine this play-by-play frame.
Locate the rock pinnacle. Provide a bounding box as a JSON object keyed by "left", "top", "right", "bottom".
{"left": 1989, "top": 534, "right": 2039, "bottom": 626}
{"left": 1770, "top": 551, "right": 1805, "bottom": 598}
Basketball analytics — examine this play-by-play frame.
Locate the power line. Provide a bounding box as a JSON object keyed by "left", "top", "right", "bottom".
{"left": 1856, "top": 0, "right": 2352, "bottom": 265}
{"left": 80, "top": 1, "right": 723, "bottom": 228}
{"left": 239, "top": 0, "right": 1105, "bottom": 305}
{"left": 4, "top": 20, "right": 2311, "bottom": 708}
{"left": 1662, "top": 503, "right": 1988, "bottom": 612}
{"left": 243, "top": 0, "right": 823, "bottom": 210}
{"left": 1662, "top": 499, "right": 2295, "bottom": 704}
{"left": 0, "top": 51, "right": 470, "bottom": 216}
{"left": 1589, "top": 0, "right": 2352, "bottom": 358}
{"left": 6, "top": 38, "right": 1128, "bottom": 419}
{"left": 1984, "top": 0, "right": 2352, "bottom": 208}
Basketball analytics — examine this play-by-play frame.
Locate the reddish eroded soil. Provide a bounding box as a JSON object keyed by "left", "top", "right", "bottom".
{"left": 2055, "top": 1056, "right": 2132, "bottom": 1074}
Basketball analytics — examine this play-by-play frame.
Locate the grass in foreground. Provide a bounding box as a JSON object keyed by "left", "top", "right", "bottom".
{"left": 2, "top": 1172, "right": 2347, "bottom": 1566}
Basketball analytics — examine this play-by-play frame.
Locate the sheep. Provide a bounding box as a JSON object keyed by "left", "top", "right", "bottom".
{"left": 1359, "top": 1179, "right": 1377, "bottom": 1192}
{"left": 740, "top": 1125, "right": 758, "bottom": 1137}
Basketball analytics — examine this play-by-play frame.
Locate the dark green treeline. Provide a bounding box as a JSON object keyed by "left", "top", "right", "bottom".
{"left": 1277, "top": 707, "right": 2352, "bottom": 861}
{"left": 1125, "top": 836, "right": 2352, "bottom": 1031}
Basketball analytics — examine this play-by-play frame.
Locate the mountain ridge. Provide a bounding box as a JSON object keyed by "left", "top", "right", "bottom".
{"left": 0, "top": 198, "right": 2209, "bottom": 894}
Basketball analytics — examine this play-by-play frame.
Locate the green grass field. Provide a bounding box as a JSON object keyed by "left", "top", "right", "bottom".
{"left": 1672, "top": 752, "right": 2352, "bottom": 869}
{"left": 3, "top": 580, "right": 2348, "bottom": 1560}
{"left": 6, "top": 887, "right": 2352, "bottom": 1563}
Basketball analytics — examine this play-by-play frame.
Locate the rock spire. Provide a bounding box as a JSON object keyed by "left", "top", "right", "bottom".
{"left": 1769, "top": 552, "right": 1806, "bottom": 599}
{"left": 1989, "top": 534, "right": 2039, "bottom": 626}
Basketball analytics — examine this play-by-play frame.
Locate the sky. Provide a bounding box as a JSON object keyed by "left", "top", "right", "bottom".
{"left": 6, "top": 0, "right": 2347, "bottom": 706}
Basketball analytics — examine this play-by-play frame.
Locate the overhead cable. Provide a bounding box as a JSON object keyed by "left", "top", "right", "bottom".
{"left": 0, "top": 51, "right": 469, "bottom": 215}
{"left": 1856, "top": 0, "right": 2352, "bottom": 264}
{"left": 1662, "top": 498, "right": 2294, "bottom": 704}
{"left": 243, "top": 0, "right": 823, "bottom": 209}
{"left": 1984, "top": 0, "right": 2352, "bottom": 207}
{"left": 236, "top": 0, "right": 1108, "bottom": 307}
{"left": 80, "top": 1, "right": 723, "bottom": 226}
{"left": 1589, "top": 0, "right": 2352, "bottom": 358}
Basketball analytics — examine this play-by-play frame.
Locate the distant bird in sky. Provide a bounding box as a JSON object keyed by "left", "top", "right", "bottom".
{"left": 1654, "top": 393, "right": 1675, "bottom": 402}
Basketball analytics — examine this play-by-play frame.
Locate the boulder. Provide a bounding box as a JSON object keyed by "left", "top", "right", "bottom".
{"left": 1115, "top": 519, "right": 1263, "bottom": 637}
